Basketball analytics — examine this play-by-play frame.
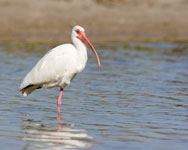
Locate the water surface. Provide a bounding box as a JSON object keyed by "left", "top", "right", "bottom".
{"left": 0, "top": 42, "right": 188, "bottom": 150}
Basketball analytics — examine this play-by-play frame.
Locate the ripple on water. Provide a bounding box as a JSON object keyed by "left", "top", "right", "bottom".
{"left": 0, "top": 42, "right": 188, "bottom": 150}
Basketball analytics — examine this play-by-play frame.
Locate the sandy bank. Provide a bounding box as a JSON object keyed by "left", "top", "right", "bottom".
{"left": 0, "top": 0, "right": 188, "bottom": 43}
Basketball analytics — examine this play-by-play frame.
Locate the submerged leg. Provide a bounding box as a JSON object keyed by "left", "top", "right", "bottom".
{"left": 57, "top": 88, "right": 63, "bottom": 106}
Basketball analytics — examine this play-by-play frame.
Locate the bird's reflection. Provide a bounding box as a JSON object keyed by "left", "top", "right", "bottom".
{"left": 21, "top": 107, "right": 92, "bottom": 149}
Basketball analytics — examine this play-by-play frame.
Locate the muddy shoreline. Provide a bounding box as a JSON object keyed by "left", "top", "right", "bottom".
{"left": 0, "top": 0, "right": 188, "bottom": 43}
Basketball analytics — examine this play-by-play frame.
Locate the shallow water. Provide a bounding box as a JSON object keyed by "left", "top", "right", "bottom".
{"left": 0, "top": 42, "right": 188, "bottom": 150}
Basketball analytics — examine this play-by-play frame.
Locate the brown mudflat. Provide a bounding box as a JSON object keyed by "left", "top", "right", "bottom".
{"left": 0, "top": 0, "right": 188, "bottom": 43}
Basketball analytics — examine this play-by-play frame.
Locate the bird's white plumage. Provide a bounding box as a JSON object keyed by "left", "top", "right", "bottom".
{"left": 19, "top": 26, "right": 88, "bottom": 96}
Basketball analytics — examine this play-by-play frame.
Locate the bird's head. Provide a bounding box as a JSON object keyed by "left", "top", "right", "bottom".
{"left": 71, "top": 25, "right": 101, "bottom": 68}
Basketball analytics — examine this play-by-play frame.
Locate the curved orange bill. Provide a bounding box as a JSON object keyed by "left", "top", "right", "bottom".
{"left": 79, "top": 31, "right": 101, "bottom": 68}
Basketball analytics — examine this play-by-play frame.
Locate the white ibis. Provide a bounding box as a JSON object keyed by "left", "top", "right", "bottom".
{"left": 19, "top": 25, "right": 101, "bottom": 106}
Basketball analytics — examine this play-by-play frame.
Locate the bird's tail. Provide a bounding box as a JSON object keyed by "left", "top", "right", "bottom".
{"left": 20, "top": 84, "right": 41, "bottom": 96}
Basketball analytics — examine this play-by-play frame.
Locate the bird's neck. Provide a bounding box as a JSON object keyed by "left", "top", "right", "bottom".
{"left": 72, "top": 37, "right": 87, "bottom": 53}
{"left": 72, "top": 37, "right": 88, "bottom": 65}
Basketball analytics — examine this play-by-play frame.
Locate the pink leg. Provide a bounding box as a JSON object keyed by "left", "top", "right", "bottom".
{"left": 57, "top": 105, "right": 64, "bottom": 125}
{"left": 57, "top": 88, "right": 63, "bottom": 106}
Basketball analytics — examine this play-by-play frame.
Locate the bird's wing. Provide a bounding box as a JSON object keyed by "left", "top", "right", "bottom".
{"left": 19, "top": 44, "right": 78, "bottom": 91}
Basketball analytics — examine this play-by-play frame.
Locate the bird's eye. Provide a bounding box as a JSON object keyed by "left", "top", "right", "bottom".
{"left": 76, "top": 29, "right": 81, "bottom": 34}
